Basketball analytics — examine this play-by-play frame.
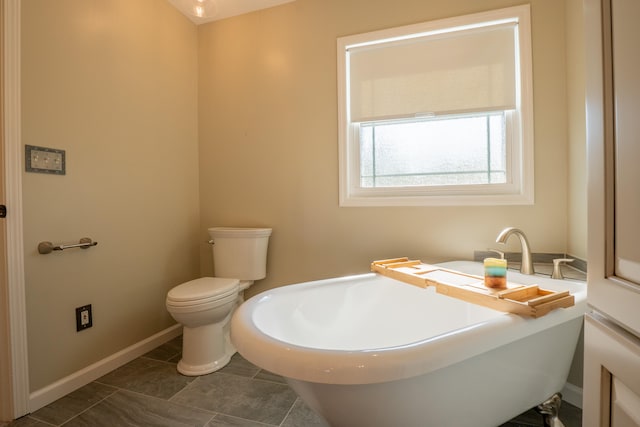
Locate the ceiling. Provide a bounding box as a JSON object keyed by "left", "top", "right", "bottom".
{"left": 166, "top": 0, "right": 296, "bottom": 24}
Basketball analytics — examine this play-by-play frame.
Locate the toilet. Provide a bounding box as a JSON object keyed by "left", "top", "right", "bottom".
{"left": 166, "top": 227, "right": 272, "bottom": 376}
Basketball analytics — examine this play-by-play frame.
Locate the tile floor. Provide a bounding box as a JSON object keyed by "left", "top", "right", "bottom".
{"left": 2, "top": 335, "right": 582, "bottom": 427}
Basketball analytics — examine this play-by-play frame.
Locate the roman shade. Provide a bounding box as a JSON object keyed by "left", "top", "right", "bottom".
{"left": 347, "top": 22, "right": 518, "bottom": 123}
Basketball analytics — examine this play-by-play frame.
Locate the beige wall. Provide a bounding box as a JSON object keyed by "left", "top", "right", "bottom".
{"left": 21, "top": 0, "right": 200, "bottom": 390}
{"left": 197, "top": 0, "right": 582, "bottom": 298}
{"left": 565, "top": 0, "right": 587, "bottom": 388}
{"left": 566, "top": 0, "right": 588, "bottom": 261}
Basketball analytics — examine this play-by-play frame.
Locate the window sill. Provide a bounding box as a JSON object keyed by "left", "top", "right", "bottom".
{"left": 339, "top": 191, "right": 534, "bottom": 207}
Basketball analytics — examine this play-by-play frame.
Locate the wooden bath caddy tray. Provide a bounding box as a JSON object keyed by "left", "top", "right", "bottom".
{"left": 371, "top": 258, "right": 574, "bottom": 318}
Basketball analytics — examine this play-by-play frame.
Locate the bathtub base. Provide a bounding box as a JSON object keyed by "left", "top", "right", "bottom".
{"left": 286, "top": 318, "right": 582, "bottom": 427}
{"left": 536, "top": 393, "right": 565, "bottom": 427}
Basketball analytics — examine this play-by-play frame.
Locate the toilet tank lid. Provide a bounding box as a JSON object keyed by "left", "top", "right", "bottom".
{"left": 168, "top": 277, "right": 239, "bottom": 302}
{"left": 208, "top": 227, "right": 272, "bottom": 238}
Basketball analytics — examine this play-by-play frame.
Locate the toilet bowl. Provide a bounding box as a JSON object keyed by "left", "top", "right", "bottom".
{"left": 165, "top": 227, "right": 272, "bottom": 376}
{"left": 166, "top": 277, "right": 239, "bottom": 375}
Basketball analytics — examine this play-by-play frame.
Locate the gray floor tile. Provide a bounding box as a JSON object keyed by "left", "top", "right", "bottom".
{"left": 96, "top": 357, "right": 195, "bottom": 400}
{"left": 144, "top": 335, "right": 182, "bottom": 362}
{"left": 62, "top": 390, "right": 214, "bottom": 427}
{"left": 206, "top": 414, "right": 274, "bottom": 427}
{"left": 561, "top": 401, "right": 583, "bottom": 427}
{"left": 253, "top": 370, "right": 286, "bottom": 385}
{"left": 171, "top": 372, "right": 297, "bottom": 425}
{"left": 30, "top": 382, "right": 117, "bottom": 425}
{"left": 1, "top": 417, "right": 51, "bottom": 427}
{"left": 218, "top": 354, "right": 260, "bottom": 378}
{"left": 220, "top": 354, "right": 285, "bottom": 384}
{"left": 281, "top": 399, "right": 329, "bottom": 427}
{"left": 498, "top": 408, "right": 541, "bottom": 427}
{"left": 168, "top": 353, "right": 182, "bottom": 364}
{"left": 499, "top": 401, "right": 582, "bottom": 427}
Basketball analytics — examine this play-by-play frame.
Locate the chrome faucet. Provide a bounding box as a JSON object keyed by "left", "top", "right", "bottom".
{"left": 495, "top": 227, "right": 535, "bottom": 275}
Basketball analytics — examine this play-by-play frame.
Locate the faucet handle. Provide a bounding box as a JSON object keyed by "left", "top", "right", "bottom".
{"left": 486, "top": 248, "right": 506, "bottom": 259}
{"left": 551, "top": 258, "right": 575, "bottom": 279}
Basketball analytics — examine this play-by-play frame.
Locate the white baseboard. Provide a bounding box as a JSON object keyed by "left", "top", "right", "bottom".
{"left": 561, "top": 382, "right": 583, "bottom": 409}
{"left": 28, "top": 324, "right": 182, "bottom": 413}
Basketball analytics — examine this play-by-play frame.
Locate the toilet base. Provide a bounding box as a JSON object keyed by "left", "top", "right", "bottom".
{"left": 177, "top": 321, "right": 235, "bottom": 376}
{"left": 177, "top": 351, "right": 234, "bottom": 376}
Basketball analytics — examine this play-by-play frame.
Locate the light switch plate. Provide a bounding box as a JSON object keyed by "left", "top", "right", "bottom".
{"left": 25, "top": 145, "right": 66, "bottom": 175}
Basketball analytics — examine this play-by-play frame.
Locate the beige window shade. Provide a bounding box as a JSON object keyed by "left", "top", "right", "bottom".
{"left": 348, "top": 23, "right": 518, "bottom": 123}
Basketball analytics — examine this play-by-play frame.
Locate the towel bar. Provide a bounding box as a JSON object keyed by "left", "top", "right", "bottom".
{"left": 38, "top": 237, "right": 98, "bottom": 255}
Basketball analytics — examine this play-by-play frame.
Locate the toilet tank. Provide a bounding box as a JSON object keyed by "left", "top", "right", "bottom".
{"left": 208, "top": 227, "right": 272, "bottom": 280}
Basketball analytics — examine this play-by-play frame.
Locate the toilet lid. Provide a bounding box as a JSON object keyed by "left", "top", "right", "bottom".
{"left": 167, "top": 277, "right": 239, "bottom": 303}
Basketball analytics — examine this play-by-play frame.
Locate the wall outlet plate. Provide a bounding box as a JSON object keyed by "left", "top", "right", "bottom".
{"left": 25, "top": 144, "right": 66, "bottom": 175}
{"left": 75, "top": 304, "right": 92, "bottom": 332}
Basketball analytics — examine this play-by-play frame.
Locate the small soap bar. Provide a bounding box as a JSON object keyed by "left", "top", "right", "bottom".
{"left": 484, "top": 257, "right": 507, "bottom": 289}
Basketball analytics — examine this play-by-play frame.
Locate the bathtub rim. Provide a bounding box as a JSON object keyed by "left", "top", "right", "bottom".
{"left": 231, "top": 261, "right": 587, "bottom": 385}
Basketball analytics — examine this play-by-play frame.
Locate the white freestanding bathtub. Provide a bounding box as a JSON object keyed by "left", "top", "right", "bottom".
{"left": 231, "top": 261, "right": 586, "bottom": 427}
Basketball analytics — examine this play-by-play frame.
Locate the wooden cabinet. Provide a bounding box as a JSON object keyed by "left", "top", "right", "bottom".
{"left": 584, "top": 0, "right": 640, "bottom": 425}
{"left": 611, "top": 0, "right": 640, "bottom": 288}
{"left": 584, "top": 314, "right": 640, "bottom": 426}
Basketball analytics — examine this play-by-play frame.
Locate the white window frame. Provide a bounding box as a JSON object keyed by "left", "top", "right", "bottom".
{"left": 337, "top": 5, "right": 534, "bottom": 207}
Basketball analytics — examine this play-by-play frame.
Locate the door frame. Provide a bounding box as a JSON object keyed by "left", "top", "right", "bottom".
{"left": 1, "top": 0, "right": 29, "bottom": 420}
{"left": 586, "top": 0, "right": 640, "bottom": 336}
{"left": 584, "top": 0, "right": 640, "bottom": 424}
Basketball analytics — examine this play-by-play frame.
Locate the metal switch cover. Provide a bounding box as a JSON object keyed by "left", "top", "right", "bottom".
{"left": 25, "top": 145, "right": 65, "bottom": 175}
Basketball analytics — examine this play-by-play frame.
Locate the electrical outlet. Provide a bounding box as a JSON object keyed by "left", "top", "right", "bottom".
{"left": 75, "top": 304, "right": 93, "bottom": 332}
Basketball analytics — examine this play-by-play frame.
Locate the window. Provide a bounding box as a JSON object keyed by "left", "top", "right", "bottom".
{"left": 337, "top": 5, "right": 533, "bottom": 206}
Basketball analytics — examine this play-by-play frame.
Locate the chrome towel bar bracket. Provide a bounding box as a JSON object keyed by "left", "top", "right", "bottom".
{"left": 38, "top": 237, "right": 98, "bottom": 255}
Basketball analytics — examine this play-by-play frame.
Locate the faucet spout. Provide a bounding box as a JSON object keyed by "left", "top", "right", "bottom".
{"left": 495, "top": 227, "right": 535, "bottom": 275}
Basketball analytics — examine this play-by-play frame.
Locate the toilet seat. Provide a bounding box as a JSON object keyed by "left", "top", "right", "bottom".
{"left": 167, "top": 277, "right": 239, "bottom": 306}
